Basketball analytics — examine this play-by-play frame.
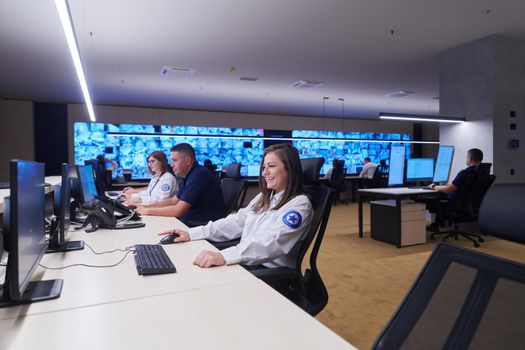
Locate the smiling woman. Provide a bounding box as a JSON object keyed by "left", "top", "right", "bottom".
{"left": 159, "top": 143, "right": 314, "bottom": 270}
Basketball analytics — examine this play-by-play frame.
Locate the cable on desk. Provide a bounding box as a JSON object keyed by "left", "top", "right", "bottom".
{"left": 39, "top": 249, "right": 135, "bottom": 270}
{"left": 84, "top": 242, "right": 134, "bottom": 255}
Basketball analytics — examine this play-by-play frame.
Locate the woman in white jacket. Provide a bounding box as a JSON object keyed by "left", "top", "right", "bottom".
{"left": 122, "top": 150, "right": 178, "bottom": 205}
{"left": 160, "top": 143, "right": 313, "bottom": 269}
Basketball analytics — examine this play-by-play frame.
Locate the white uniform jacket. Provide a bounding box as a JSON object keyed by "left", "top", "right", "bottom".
{"left": 132, "top": 172, "right": 178, "bottom": 204}
{"left": 189, "top": 191, "right": 313, "bottom": 268}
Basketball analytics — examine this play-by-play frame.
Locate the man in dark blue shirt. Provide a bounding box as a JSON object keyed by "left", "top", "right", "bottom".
{"left": 427, "top": 148, "right": 483, "bottom": 231}
{"left": 136, "top": 143, "right": 226, "bottom": 225}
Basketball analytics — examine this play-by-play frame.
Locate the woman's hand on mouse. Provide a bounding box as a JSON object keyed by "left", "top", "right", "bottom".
{"left": 158, "top": 229, "right": 190, "bottom": 243}
{"left": 193, "top": 250, "right": 226, "bottom": 268}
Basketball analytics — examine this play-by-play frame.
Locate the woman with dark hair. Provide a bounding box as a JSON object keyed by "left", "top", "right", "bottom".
{"left": 159, "top": 143, "right": 313, "bottom": 269}
{"left": 122, "top": 150, "right": 178, "bottom": 205}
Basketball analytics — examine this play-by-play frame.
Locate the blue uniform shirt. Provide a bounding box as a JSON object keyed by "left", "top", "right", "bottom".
{"left": 449, "top": 165, "right": 477, "bottom": 202}
{"left": 177, "top": 164, "right": 226, "bottom": 225}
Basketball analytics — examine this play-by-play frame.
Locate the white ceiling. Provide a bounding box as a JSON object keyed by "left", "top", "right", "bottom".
{"left": 1, "top": 0, "right": 525, "bottom": 119}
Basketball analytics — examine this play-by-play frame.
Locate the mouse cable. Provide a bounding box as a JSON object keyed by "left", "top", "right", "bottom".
{"left": 84, "top": 242, "right": 134, "bottom": 255}
{"left": 39, "top": 249, "right": 135, "bottom": 270}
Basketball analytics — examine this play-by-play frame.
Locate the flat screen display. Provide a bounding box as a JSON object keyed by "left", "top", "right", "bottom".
{"left": 388, "top": 145, "right": 406, "bottom": 186}
{"left": 406, "top": 158, "right": 434, "bottom": 181}
{"left": 433, "top": 145, "right": 455, "bottom": 183}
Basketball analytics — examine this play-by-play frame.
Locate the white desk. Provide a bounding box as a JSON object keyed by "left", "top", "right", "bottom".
{"left": 0, "top": 279, "right": 354, "bottom": 350}
{"left": 0, "top": 213, "right": 356, "bottom": 349}
{"left": 0, "top": 215, "right": 255, "bottom": 320}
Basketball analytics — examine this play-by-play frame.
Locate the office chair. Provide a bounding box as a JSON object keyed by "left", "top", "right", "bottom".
{"left": 300, "top": 158, "right": 325, "bottom": 186}
{"left": 250, "top": 185, "right": 334, "bottom": 316}
{"left": 357, "top": 166, "right": 383, "bottom": 189}
{"left": 329, "top": 160, "right": 348, "bottom": 205}
{"left": 478, "top": 184, "right": 525, "bottom": 244}
{"left": 220, "top": 177, "right": 248, "bottom": 214}
{"left": 476, "top": 162, "right": 492, "bottom": 175}
{"left": 223, "top": 162, "right": 242, "bottom": 179}
{"left": 373, "top": 242, "right": 525, "bottom": 350}
{"left": 432, "top": 173, "right": 496, "bottom": 247}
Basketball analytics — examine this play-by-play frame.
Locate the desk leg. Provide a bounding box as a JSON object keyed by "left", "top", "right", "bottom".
{"left": 358, "top": 195, "right": 363, "bottom": 238}
{"left": 396, "top": 197, "right": 402, "bottom": 248}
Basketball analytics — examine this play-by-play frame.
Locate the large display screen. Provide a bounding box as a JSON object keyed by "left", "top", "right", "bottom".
{"left": 292, "top": 130, "right": 410, "bottom": 175}
{"left": 74, "top": 123, "right": 411, "bottom": 179}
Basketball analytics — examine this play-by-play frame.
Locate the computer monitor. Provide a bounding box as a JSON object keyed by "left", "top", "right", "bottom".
{"left": 433, "top": 145, "right": 455, "bottom": 183}
{"left": 76, "top": 164, "right": 98, "bottom": 203}
{"left": 406, "top": 158, "right": 434, "bottom": 182}
{"left": 388, "top": 145, "right": 406, "bottom": 186}
{"left": 46, "top": 163, "right": 84, "bottom": 253}
{"left": 0, "top": 160, "right": 63, "bottom": 308}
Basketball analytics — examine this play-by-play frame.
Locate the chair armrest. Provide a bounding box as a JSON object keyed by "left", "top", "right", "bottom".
{"left": 207, "top": 238, "right": 241, "bottom": 250}
{"left": 250, "top": 266, "right": 296, "bottom": 282}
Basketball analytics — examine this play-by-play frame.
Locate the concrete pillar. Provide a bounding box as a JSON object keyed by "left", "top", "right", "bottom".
{"left": 439, "top": 35, "right": 525, "bottom": 183}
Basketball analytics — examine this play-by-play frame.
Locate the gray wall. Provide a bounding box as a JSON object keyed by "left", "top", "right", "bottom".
{"left": 440, "top": 35, "right": 525, "bottom": 183}
{"left": 0, "top": 99, "right": 34, "bottom": 181}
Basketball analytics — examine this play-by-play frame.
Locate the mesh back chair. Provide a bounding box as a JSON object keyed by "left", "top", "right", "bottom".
{"left": 476, "top": 162, "right": 492, "bottom": 175}
{"left": 329, "top": 161, "right": 348, "bottom": 205}
{"left": 224, "top": 162, "right": 242, "bottom": 179}
{"left": 220, "top": 177, "right": 248, "bottom": 214}
{"left": 432, "top": 173, "right": 496, "bottom": 247}
{"left": 300, "top": 158, "right": 325, "bottom": 186}
{"left": 373, "top": 242, "right": 525, "bottom": 350}
{"left": 478, "top": 184, "right": 525, "bottom": 244}
{"left": 250, "top": 185, "right": 334, "bottom": 316}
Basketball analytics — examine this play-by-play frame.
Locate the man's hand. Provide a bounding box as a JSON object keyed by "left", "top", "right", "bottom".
{"left": 193, "top": 250, "right": 226, "bottom": 268}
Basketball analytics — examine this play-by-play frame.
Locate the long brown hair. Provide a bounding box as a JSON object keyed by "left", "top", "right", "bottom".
{"left": 253, "top": 143, "right": 304, "bottom": 213}
{"left": 148, "top": 150, "right": 170, "bottom": 175}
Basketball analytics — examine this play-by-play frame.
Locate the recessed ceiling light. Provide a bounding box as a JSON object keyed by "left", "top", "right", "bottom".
{"left": 386, "top": 90, "right": 416, "bottom": 98}
{"left": 290, "top": 80, "right": 325, "bottom": 89}
{"left": 239, "top": 77, "right": 258, "bottom": 82}
{"left": 160, "top": 66, "right": 196, "bottom": 78}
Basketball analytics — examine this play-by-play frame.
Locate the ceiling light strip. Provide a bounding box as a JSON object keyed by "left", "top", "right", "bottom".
{"left": 54, "top": 0, "right": 96, "bottom": 122}
{"left": 379, "top": 112, "right": 464, "bottom": 123}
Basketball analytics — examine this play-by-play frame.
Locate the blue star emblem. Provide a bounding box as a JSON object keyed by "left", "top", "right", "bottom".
{"left": 282, "top": 210, "right": 302, "bottom": 229}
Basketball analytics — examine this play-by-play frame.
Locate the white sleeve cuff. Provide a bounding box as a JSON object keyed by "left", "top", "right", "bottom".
{"left": 220, "top": 246, "right": 242, "bottom": 265}
{"left": 188, "top": 226, "right": 205, "bottom": 241}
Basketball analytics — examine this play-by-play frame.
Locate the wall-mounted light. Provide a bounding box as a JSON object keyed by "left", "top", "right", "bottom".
{"left": 379, "top": 112, "right": 464, "bottom": 123}
{"left": 54, "top": 0, "right": 96, "bottom": 122}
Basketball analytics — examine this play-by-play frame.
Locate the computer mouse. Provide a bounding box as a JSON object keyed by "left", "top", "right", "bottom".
{"left": 159, "top": 232, "right": 180, "bottom": 245}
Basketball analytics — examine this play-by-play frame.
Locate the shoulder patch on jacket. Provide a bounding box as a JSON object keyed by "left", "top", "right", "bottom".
{"left": 161, "top": 183, "right": 171, "bottom": 191}
{"left": 282, "top": 210, "right": 302, "bottom": 229}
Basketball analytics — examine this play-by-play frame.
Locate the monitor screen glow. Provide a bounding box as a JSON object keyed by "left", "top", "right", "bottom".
{"left": 406, "top": 158, "right": 434, "bottom": 182}
{"left": 388, "top": 145, "right": 406, "bottom": 186}
{"left": 433, "top": 146, "right": 455, "bottom": 183}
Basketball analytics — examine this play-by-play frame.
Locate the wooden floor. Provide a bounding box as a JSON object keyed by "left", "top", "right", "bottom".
{"left": 312, "top": 202, "right": 525, "bottom": 349}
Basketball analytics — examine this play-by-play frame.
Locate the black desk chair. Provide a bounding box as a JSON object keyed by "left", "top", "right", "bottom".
{"left": 373, "top": 242, "right": 525, "bottom": 349}
{"left": 251, "top": 185, "right": 334, "bottom": 316}
{"left": 476, "top": 162, "right": 492, "bottom": 175}
{"left": 432, "top": 173, "right": 496, "bottom": 247}
{"left": 478, "top": 184, "right": 525, "bottom": 244}
{"left": 328, "top": 161, "right": 348, "bottom": 205}
{"left": 300, "top": 158, "right": 325, "bottom": 186}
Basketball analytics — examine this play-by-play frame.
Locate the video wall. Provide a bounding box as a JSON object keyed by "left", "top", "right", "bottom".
{"left": 292, "top": 130, "right": 410, "bottom": 175}
{"left": 74, "top": 122, "right": 410, "bottom": 179}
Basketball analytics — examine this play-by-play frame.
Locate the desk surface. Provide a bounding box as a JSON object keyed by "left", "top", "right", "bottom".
{"left": 0, "top": 213, "right": 355, "bottom": 349}
{"left": 0, "top": 279, "right": 354, "bottom": 350}
{"left": 358, "top": 187, "right": 438, "bottom": 195}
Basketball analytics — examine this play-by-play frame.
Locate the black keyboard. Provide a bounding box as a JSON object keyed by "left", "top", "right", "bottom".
{"left": 134, "top": 244, "right": 177, "bottom": 275}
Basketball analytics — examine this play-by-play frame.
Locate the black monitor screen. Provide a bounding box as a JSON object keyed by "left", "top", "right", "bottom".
{"left": 388, "top": 145, "right": 406, "bottom": 186}
{"left": 433, "top": 145, "right": 455, "bottom": 183}
{"left": 8, "top": 160, "right": 46, "bottom": 299}
{"left": 76, "top": 164, "right": 98, "bottom": 203}
{"left": 406, "top": 158, "right": 434, "bottom": 182}
{"left": 56, "top": 164, "right": 71, "bottom": 245}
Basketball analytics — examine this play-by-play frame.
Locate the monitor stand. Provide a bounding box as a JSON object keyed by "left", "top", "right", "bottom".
{"left": 0, "top": 279, "right": 63, "bottom": 308}
{"left": 46, "top": 240, "right": 85, "bottom": 254}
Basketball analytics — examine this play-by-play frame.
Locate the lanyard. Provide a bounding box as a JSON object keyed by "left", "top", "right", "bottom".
{"left": 149, "top": 172, "right": 165, "bottom": 196}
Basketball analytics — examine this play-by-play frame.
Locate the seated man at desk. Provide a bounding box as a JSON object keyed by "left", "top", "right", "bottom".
{"left": 359, "top": 157, "right": 377, "bottom": 179}
{"left": 160, "top": 143, "right": 313, "bottom": 269}
{"left": 133, "top": 143, "right": 226, "bottom": 225}
{"left": 426, "top": 148, "right": 484, "bottom": 232}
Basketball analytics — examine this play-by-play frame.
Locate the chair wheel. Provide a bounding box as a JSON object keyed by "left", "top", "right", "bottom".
{"left": 479, "top": 237, "right": 485, "bottom": 242}
{"left": 474, "top": 242, "right": 480, "bottom": 248}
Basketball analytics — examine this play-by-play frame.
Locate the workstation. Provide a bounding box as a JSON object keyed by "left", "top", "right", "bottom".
{"left": 1, "top": 1, "right": 525, "bottom": 348}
